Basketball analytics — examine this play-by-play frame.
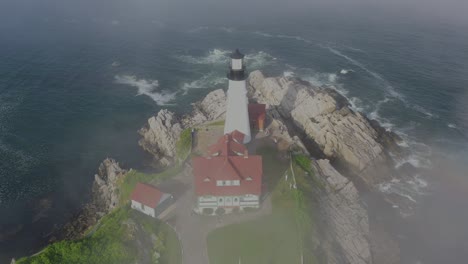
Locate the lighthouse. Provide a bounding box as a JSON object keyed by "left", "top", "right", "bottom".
{"left": 224, "top": 49, "right": 251, "bottom": 143}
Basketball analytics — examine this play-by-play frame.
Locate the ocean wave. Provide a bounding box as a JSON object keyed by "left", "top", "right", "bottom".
{"left": 251, "top": 31, "right": 313, "bottom": 44}
{"left": 188, "top": 26, "right": 210, "bottom": 33}
{"left": 323, "top": 45, "right": 437, "bottom": 119}
{"left": 339, "top": 69, "right": 353, "bottom": 75}
{"left": 176, "top": 49, "right": 230, "bottom": 65}
{"left": 448, "top": 123, "right": 458, "bottom": 129}
{"left": 114, "top": 75, "right": 176, "bottom": 105}
{"left": 176, "top": 49, "right": 276, "bottom": 69}
{"left": 181, "top": 73, "right": 226, "bottom": 94}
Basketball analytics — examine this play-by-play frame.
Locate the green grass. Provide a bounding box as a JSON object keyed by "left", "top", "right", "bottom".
{"left": 17, "top": 207, "right": 181, "bottom": 264}
{"left": 175, "top": 128, "right": 192, "bottom": 164}
{"left": 207, "top": 146, "right": 318, "bottom": 264}
{"left": 207, "top": 209, "right": 302, "bottom": 264}
{"left": 206, "top": 119, "right": 225, "bottom": 127}
{"left": 118, "top": 167, "right": 182, "bottom": 205}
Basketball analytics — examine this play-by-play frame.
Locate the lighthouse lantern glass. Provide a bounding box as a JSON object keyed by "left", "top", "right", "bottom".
{"left": 231, "top": 58, "right": 243, "bottom": 70}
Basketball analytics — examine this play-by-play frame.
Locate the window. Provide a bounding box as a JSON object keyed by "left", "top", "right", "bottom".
{"left": 225, "top": 180, "right": 231, "bottom": 186}
{"left": 234, "top": 198, "right": 238, "bottom": 202}
{"left": 216, "top": 180, "right": 223, "bottom": 186}
{"left": 233, "top": 180, "right": 240, "bottom": 186}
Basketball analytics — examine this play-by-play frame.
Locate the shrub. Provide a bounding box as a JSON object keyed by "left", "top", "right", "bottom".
{"left": 202, "top": 208, "right": 214, "bottom": 215}
{"left": 215, "top": 208, "right": 225, "bottom": 216}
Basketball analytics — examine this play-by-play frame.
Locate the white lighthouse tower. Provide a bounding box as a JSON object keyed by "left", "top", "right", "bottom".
{"left": 224, "top": 49, "right": 251, "bottom": 143}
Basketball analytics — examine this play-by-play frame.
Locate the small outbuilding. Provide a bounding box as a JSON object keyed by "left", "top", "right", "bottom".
{"left": 248, "top": 103, "right": 266, "bottom": 131}
{"left": 130, "top": 182, "right": 174, "bottom": 218}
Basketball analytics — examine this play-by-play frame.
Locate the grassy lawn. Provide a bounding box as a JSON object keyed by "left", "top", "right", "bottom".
{"left": 17, "top": 207, "right": 181, "bottom": 264}
{"left": 207, "top": 146, "right": 318, "bottom": 264}
{"left": 118, "top": 166, "right": 182, "bottom": 205}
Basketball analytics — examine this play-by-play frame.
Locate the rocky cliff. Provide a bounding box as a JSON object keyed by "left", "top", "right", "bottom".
{"left": 136, "top": 71, "right": 402, "bottom": 263}
{"left": 314, "top": 159, "right": 371, "bottom": 264}
{"left": 248, "top": 70, "right": 401, "bottom": 180}
{"left": 53, "top": 158, "right": 127, "bottom": 241}
{"left": 138, "top": 89, "right": 227, "bottom": 167}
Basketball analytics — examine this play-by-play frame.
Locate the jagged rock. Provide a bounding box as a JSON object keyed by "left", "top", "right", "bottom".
{"left": 139, "top": 109, "right": 183, "bottom": 166}
{"left": 315, "top": 159, "right": 372, "bottom": 264}
{"left": 54, "top": 159, "right": 127, "bottom": 240}
{"left": 93, "top": 158, "right": 127, "bottom": 213}
{"left": 182, "top": 89, "right": 227, "bottom": 127}
{"left": 248, "top": 70, "right": 396, "bottom": 179}
{"left": 139, "top": 89, "right": 226, "bottom": 165}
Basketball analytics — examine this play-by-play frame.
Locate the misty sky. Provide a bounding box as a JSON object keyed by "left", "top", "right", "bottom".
{"left": 1, "top": 0, "right": 468, "bottom": 28}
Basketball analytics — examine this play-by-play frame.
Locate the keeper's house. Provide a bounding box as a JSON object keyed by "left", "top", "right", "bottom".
{"left": 130, "top": 182, "right": 174, "bottom": 218}
{"left": 192, "top": 131, "right": 263, "bottom": 212}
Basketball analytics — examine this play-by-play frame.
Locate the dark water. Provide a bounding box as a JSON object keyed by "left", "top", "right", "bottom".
{"left": 1, "top": 1, "right": 468, "bottom": 263}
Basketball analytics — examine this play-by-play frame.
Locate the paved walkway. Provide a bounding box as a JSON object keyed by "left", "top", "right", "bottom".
{"left": 161, "top": 167, "right": 272, "bottom": 264}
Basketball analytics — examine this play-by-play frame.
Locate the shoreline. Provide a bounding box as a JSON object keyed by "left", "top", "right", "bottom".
{"left": 11, "top": 70, "right": 424, "bottom": 263}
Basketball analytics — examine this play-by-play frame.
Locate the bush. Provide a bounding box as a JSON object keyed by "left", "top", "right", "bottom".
{"left": 215, "top": 208, "right": 225, "bottom": 216}
{"left": 203, "top": 208, "right": 214, "bottom": 215}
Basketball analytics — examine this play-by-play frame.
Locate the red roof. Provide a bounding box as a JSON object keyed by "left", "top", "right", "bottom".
{"left": 230, "top": 130, "right": 245, "bottom": 143}
{"left": 248, "top": 103, "right": 266, "bottom": 121}
{"left": 193, "top": 156, "right": 263, "bottom": 196}
{"left": 130, "top": 182, "right": 164, "bottom": 208}
{"left": 207, "top": 133, "right": 247, "bottom": 157}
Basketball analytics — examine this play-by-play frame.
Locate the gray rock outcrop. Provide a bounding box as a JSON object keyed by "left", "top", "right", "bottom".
{"left": 139, "top": 109, "right": 183, "bottom": 166}
{"left": 182, "top": 89, "right": 227, "bottom": 127}
{"left": 248, "top": 70, "right": 404, "bottom": 188}
{"left": 139, "top": 89, "right": 227, "bottom": 166}
{"left": 93, "top": 158, "right": 127, "bottom": 213}
{"left": 53, "top": 158, "right": 127, "bottom": 241}
{"left": 249, "top": 71, "right": 389, "bottom": 176}
{"left": 314, "top": 159, "right": 372, "bottom": 264}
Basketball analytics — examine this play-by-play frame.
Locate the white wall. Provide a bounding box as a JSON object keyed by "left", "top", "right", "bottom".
{"left": 224, "top": 80, "right": 251, "bottom": 143}
{"left": 131, "top": 200, "right": 156, "bottom": 218}
{"left": 197, "top": 195, "right": 259, "bottom": 209}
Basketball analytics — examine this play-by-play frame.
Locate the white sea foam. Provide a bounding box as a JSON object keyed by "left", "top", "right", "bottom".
{"left": 447, "top": 123, "right": 458, "bottom": 129}
{"left": 176, "top": 49, "right": 276, "bottom": 69}
{"left": 251, "top": 31, "right": 313, "bottom": 44}
{"left": 114, "top": 75, "right": 175, "bottom": 105}
{"left": 181, "top": 73, "right": 226, "bottom": 94}
{"left": 111, "top": 61, "right": 120, "bottom": 67}
{"left": 324, "top": 46, "right": 436, "bottom": 119}
{"left": 340, "top": 69, "right": 353, "bottom": 75}
{"left": 283, "top": 71, "right": 295, "bottom": 78}
{"left": 188, "top": 26, "right": 210, "bottom": 33}
{"left": 378, "top": 182, "right": 418, "bottom": 203}
{"left": 176, "top": 49, "right": 230, "bottom": 65}
{"left": 219, "top": 27, "right": 235, "bottom": 33}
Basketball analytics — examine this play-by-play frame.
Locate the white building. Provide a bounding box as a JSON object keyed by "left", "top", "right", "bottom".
{"left": 192, "top": 132, "right": 263, "bottom": 213}
{"left": 130, "top": 182, "right": 174, "bottom": 218}
{"left": 224, "top": 49, "right": 252, "bottom": 144}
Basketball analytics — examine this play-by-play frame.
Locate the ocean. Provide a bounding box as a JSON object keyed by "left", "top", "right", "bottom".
{"left": 1, "top": 1, "right": 467, "bottom": 263}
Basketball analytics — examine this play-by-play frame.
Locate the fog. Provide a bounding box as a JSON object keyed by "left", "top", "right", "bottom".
{"left": 1, "top": 0, "right": 467, "bottom": 263}
{"left": 2, "top": 0, "right": 468, "bottom": 27}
